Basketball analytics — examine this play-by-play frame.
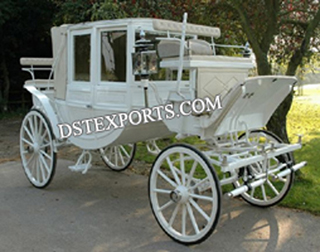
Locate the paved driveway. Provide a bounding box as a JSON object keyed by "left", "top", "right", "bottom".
{"left": 0, "top": 160, "right": 319, "bottom": 252}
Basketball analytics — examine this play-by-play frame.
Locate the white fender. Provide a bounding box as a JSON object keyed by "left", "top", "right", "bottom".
{"left": 24, "top": 84, "right": 61, "bottom": 139}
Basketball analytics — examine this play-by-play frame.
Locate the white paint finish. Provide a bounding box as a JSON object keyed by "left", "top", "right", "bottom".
{"left": 20, "top": 58, "right": 53, "bottom": 66}
{"left": 160, "top": 55, "right": 254, "bottom": 69}
{"left": 197, "top": 68, "right": 249, "bottom": 100}
{"left": 152, "top": 18, "right": 221, "bottom": 38}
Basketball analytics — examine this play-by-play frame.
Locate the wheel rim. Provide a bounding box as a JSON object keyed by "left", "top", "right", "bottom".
{"left": 20, "top": 110, "right": 56, "bottom": 188}
{"left": 100, "top": 144, "right": 136, "bottom": 171}
{"left": 235, "top": 131, "right": 293, "bottom": 207}
{"left": 149, "top": 144, "right": 220, "bottom": 244}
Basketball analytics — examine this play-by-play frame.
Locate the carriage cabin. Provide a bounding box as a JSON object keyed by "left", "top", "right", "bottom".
{"left": 21, "top": 17, "right": 254, "bottom": 107}
{"left": 20, "top": 17, "right": 255, "bottom": 148}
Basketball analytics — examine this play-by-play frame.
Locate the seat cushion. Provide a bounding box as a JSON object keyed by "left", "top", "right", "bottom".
{"left": 157, "top": 39, "right": 212, "bottom": 58}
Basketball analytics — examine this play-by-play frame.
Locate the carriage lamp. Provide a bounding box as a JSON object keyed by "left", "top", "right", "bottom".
{"left": 132, "top": 30, "right": 158, "bottom": 76}
{"left": 242, "top": 42, "right": 252, "bottom": 58}
{"left": 132, "top": 50, "right": 158, "bottom": 75}
{"left": 132, "top": 29, "right": 158, "bottom": 107}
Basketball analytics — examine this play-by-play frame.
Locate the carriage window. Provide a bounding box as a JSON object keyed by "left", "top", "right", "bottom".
{"left": 101, "top": 31, "right": 126, "bottom": 82}
{"left": 134, "top": 31, "right": 192, "bottom": 81}
{"left": 74, "top": 34, "right": 91, "bottom": 82}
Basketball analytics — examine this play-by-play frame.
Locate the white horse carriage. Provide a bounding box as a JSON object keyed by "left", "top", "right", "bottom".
{"left": 20, "top": 14, "right": 306, "bottom": 244}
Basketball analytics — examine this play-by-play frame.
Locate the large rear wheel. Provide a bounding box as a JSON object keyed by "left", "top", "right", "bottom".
{"left": 20, "top": 109, "right": 56, "bottom": 188}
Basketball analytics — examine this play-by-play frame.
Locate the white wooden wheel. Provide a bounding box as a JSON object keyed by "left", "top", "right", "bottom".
{"left": 99, "top": 143, "right": 136, "bottom": 171}
{"left": 20, "top": 109, "right": 56, "bottom": 188}
{"left": 149, "top": 143, "right": 221, "bottom": 245}
{"left": 234, "top": 130, "right": 294, "bottom": 207}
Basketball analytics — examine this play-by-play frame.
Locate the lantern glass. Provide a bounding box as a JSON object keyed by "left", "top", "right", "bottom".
{"left": 132, "top": 50, "right": 158, "bottom": 75}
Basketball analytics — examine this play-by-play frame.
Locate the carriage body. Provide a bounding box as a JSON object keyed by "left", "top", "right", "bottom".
{"left": 21, "top": 18, "right": 262, "bottom": 148}
{"left": 19, "top": 16, "right": 307, "bottom": 245}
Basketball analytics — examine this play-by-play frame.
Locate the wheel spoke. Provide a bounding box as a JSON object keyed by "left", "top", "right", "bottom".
{"left": 40, "top": 142, "right": 51, "bottom": 149}
{"left": 189, "top": 198, "right": 210, "bottom": 222}
{"left": 166, "top": 157, "right": 181, "bottom": 186}
{"left": 157, "top": 169, "right": 177, "bottom": 188}
{"left": 33, "top": 114, "right": 38, "bottom": 138}
{"left": 40, "top": 150, "right": 52, "bottom": 161}
{"left": 189, "top": 193, "right": 214, "bottom": 202}
{"left": 180, "top": 153, "right": 186, "bottom": 185}
{"left": 168, "top": 203, "right": 180, "bottom": 227}
{"left": 261, "top": 184, "right": 267, "bottom": 201}
{"left": 182, "top": 204, "right": 186, "bottom": 236}
{"left": 114, "top": 147, "right": 119, "bottom": 166}
{"left": 250, "top": 186, "right": 255, "bottom": 198}
{"left": 117, "top": 147, "right": 125, "bottom": 165}
{"left": 186, "top": 202, "right": 200, "bottom": 234}
{"left": 26, "top": 153, "right": 35, "bottom": 167}
{"left": 266, "top": 179, "right": 279, "bottom": 196}
{"left": 38, "top": 118, "right": 44, "bottom": 139}
{"left": 27, "top": 117, "right": 35, "bottom": 136}
{"left": 158, "top": 200, "right": 174, "bottom": 212}
{"left": 39, "top": 154, "right": 51, "bottom": 173}
{"left": 189, "top": 177, "right": 210, "bottom": 191}
{"left": 22, "top": 137, "right": 33, "bottom": 147}
{"left": 186, "top": 160, "right": 198, "bottom": 187}
{"left": 36, "top": 157, "right": 40, "bottom": 182}
{"left": 23, "top": 125, "right": 34, "bottom": 142}
{"left": 153, "top": 188, "right": 171, "bottom": 194}
{"left": 119, "top": 145, "right": 130, "bottom": 159}
{"left": 39, "top": 156, "right": 46, "bottom": 182}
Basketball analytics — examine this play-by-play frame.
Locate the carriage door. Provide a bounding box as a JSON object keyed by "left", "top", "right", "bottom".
{"left": 92, "top": 27, "right": 128, "bottom": 115}
{"left": 65, "top": 29, "right": 94, "bottom": 122}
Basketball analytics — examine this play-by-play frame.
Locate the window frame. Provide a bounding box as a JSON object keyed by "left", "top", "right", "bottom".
{"left": 68, "top": 29, "right": 93, "bottom": 86}
{"left": 97, "top": 27, "right": 128, "bottom": 85}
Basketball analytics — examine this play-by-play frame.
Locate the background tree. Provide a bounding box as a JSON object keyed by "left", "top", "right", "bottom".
{"left": 0, "top": 0, "right": 56, "bottom": 112}
{"left": 204, "top": 0, "right": 320, "bottom": 143}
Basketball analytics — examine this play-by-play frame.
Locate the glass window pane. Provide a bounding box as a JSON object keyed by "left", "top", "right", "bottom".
{"left": 134, "top": 31, "right": 191, "bottom": 81}
{"left": 101, "top": 31, "right": 126, "bottom": 82}
{"left": 74, "top": 34, "right": 91, "bottom": 82}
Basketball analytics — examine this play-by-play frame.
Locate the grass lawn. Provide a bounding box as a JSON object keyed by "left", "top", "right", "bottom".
{"left": 284, "top": 86, "right": 320, "bottom": 214}
{"left": 135, "top": 85, "right": 320, "bottom": 215}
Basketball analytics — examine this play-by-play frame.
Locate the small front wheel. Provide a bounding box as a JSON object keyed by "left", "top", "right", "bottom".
{"left": 149, "top": 143, "right": 221, "bottom": 245}
{"left": 20, "top": 109, "right": 57, "bottom": 188}
{"left": 100, "top": 143, "right": 136, "bottom": 171}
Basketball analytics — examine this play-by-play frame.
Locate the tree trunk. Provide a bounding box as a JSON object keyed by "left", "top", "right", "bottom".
{"left": 0, "top": 56, "right": 10, "bottom": 112}
{"left": 266, "top": 93, "right": 293, "bottom": 143}
{"left": 255, "top": 51, "right": 272, "bottom": 75}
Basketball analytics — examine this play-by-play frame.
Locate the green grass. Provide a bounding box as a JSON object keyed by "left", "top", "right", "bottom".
{"left": 135, "top": 86, "right": 320, "bottom": 215}
{"left": 282, "top": 87, "right": 320, "bottom": 214}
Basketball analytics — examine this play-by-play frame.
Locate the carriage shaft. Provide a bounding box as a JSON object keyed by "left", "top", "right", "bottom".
{"left": 221, "top": 143, "right": 302, "bottom": 173}
{"left": 226, "top": 161, "right": 307, "bottom": 198}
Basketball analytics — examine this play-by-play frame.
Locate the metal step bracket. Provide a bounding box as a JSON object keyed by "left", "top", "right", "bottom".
{"left": 69, "top": 150, "right": 92, "bottom": 174}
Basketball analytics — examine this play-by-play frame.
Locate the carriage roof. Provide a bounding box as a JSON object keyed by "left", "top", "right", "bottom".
{"left": 56, "top": 18, "right": 221, "bottom": 38}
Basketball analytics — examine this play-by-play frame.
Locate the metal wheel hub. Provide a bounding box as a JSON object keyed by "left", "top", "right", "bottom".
{"left": 33, "top": 142, "right": 40, "bottom": 153}
{"left": 170, "top": 185, "right": 189, "bottom": 204}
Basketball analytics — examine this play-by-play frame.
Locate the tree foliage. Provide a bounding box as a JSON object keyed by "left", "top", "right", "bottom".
{"left": 0, "top": 0, "right": 56, "bottom": 112}
{"left": 204, "top": 0, "right": 320, "bottom": 143}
